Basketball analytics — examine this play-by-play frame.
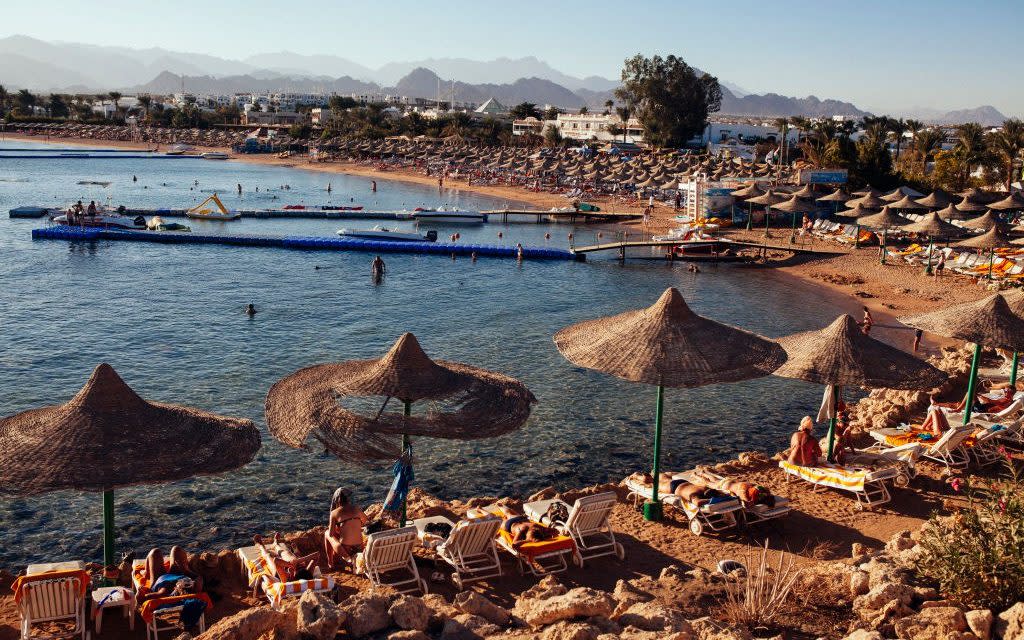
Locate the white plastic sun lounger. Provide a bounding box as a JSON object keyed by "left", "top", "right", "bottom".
{"left": 870, "top": 425, "right": 975, "bottom": 473}
{"left": 357, "top": 527, "right": 427, "bottom": 595}
{"left": 672, "top": 470, "right": 792, "bottom": 525}
{"left": 523, "top": 492, "right": 625, "bottom": 564}
{"left": 847, "top": 442, "right": 922, "bottom": 487}
{"left": 16, "top": 572, "right": 88, "bottom": 640}
{"left": 624, "top": 475, "right": 742, "bottom": 535}
{"left": 413, "top": 515, "right": 502, "bottom": 589}
{"left": 235, "top": 545, "right": 334, "bottom": 608}
{"left": 778, "top": 460, "right": 897, "bottom": 508}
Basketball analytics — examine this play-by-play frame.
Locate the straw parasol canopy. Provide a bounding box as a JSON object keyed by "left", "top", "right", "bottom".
{"left": 265, "top": 333, "right": 536, "bottom": 464}
{"left": 900, "top": 294, "right": 1024, "bottom": 352}
{"left": 882, "top": 186, "right": 925, "bottom": 202}
{"left": 888, "top": 194, "right": 929, "bottom": 211}
{"left": 856, "top": 206, "right": 912, "bottom": 229}
{"left": 956, "top": 195, "right": 988, "bottom": 213}
{"left": 842, "top": 202, "right": 883, "bottom": 218}
{"left": 773, "top": 315, "right": 946, "bottom": 389}
{"left": 771, "top": 195, "right": 818, "bottom": 214}
{"left": 792, "top": 184, "right": 819, "bottom": 199}
{"left": 954, "top": 226, "right": 1012, "bottom": 250}
{"left": 988, "top": 192, "right": 1024, "bottom": 211}
{"left": 817, "top": 188, "right": 852, "bottom": 203}
{"left": 934, "top": 203, "right": 972, "bottom": 221}
{"left": 553, "top": 288, "right": 787, "bottom": 388}
{"left": 848, "top": 193, "right": 889, "bottom": 209}
{"left": 0, "top": 363, "right": 260, "bottom": 496}
{"left": 746, "top": 189, "right": 788, "bottom": 207}
{"left": 730, "top": 182, "right": 764, "bottom": 198}
{"left": 959, "top": 210, "right": 1006, "bottom": 232}
{"left": 902, "top": 211, "right": 966, "bottom": 238}
{"left": 915, "top": 189, "right": 956, "bottom": 209}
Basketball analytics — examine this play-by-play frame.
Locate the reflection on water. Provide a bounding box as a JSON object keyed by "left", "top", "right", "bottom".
{"left": 0, "top": 141, "right": 852, "bottom": 569}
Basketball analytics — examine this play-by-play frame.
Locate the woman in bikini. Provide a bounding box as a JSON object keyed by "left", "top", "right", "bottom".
{"left": 253, "top": 533, "right": 319, "bottom": 581}
{"left": 324, "top": 488, "right": 368, "bottom": 569}
{"left": 138, "top": 546, "right": 202, "bottom": 603}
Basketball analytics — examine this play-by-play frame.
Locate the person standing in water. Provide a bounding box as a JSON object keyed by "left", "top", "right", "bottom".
{"left": 237, "top": 183, "right": 242, "bottom": 195}
{"left": 371, "top": 256, "right": 386, "bottom": 278}
{"left": 245, "top": 303, "right": 257, "bottom": 316}
{"left": 327, "top": 182, "right": 332, "bottom": 193}
{"left": 371, "top": 180, "right": 377, "bottom": 193}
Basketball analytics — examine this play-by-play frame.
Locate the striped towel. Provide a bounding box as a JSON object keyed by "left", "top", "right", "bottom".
{"left": 244, "top": 556, "right": 272, "bottom": 586}
{"left": 263, "top": 577, "right": 335, "bottom": 608}
{"left": 779, "top": 460, "right": 867, "bottom": 492}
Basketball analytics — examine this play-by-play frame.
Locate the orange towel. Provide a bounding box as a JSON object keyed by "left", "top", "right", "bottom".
{"left": 496, "top": 529, "right": 576, "bottom": 562}
{"left": 138, "top": 592, "right": 213, "bottom": 624}
{"left": 12, "top": 569, "right": 90, "bottom": 604}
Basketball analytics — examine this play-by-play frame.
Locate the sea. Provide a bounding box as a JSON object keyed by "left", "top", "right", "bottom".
{"left": 0, "top": 140, "right": 854, "bottom": 569}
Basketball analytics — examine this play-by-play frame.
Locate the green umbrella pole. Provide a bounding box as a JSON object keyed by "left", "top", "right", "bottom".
{"left": 962, "top": 344, "right": 982, "bottom": 425}
{"left": 1011, "top": 351, "right": 1020, "bottom": 390}
{"left": 401, "top": 400, "right": 411, "bottom": 527}
{"left": 925, "top": 238, "right": 934, "bottom": 275}
{"left": 765, "top": 207, "right": 771, "bottom": 237}
{"left": 988, "top": 249, "right": 994, "bottom": 280}
{"left": 643, "top": 385, "right": 665, "bottom": 522}
{"left": 825, "top": 385, "right": 840, "bottom": 462}
{"left": 103, "top": 489, "right": 115, "bottom": 570}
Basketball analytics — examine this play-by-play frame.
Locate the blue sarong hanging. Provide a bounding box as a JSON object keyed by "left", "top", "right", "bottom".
{"left": 383, "top": 444, "right": 414, "bottom": 512}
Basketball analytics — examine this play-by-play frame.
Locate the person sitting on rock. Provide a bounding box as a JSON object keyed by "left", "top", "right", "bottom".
{"left": 324, "top": 488, "right": 368, "bottom": 570}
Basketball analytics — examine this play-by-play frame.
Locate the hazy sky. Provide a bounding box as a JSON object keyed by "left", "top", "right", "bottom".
{"left": 2, "top": 0, "right": 1021, "bottom": 116}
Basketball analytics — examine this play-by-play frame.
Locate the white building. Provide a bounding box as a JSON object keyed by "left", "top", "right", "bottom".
{"left": 553, "top": 113, "right": 644, "bottom": 143}
{"left": 512, "top": 117, "right": 544, "bottom": 136}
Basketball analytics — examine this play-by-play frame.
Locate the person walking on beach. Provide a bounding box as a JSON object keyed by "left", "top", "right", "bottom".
{"left": 674, "top": 192, "right": 682, "bottom": 210}
{"left": 860, "top": 306, "right": 874, "bottom": 335}
{"left": 913, "top": 328, "right": 923, "bottom": 352}
{"left": 934, "top": 251, "right": 945, "bottom": 278}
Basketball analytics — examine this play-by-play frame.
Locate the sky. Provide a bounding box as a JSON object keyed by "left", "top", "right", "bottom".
{"left": 1, "top": 0, "right": 1021, "bottom": 116}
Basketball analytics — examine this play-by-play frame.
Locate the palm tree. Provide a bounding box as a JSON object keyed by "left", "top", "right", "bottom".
{"left": 603, "top": 99, "right": 613, "bottom": 115}
{"left": 0, "top": 84, "right": 8, "bottom": 116}
{"left": 615, "top": 106, "right": 631, "bottom": 143}
{"left": 955, "top": 122, "right": 987, "bottom": 186}
{"left": 888, "top": 118, "right": 908, "bottom": 164}
{"left": 772, "top": 117, "right": 790, "bottom": 178}
{"left": 914, "top": 128, "right": 944, "bottom": 175}
{"left": 987, "top": 118, "right": 1024, "bottom": 190}
{"left": 137, "top": 95, "right": 152, "bottom": 121}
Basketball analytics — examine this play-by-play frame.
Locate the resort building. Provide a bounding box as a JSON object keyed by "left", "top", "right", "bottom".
{"left": 241, "top": 110, "right": 306, "bottom": 126}
{"left": 474, "top": 98, "right": 509, "bottom": 118}
{"left": 512, "top": 117, "right": 544, "bottom": 136}
{"left": 553, "top": 113, "right": 644, "bottom": 143}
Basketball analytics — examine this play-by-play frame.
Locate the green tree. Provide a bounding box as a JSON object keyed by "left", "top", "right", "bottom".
{"left": 603, "top": 99, "right": 614, "bottom": 115}
{"left": 954, "top": 122, "right": 987, "bottom": 187}
{"left": 0, "top": 84, "right": 8, "bottom": 116}
{"left": 579, "top": 106, "right": 589, "bottom": 115}
{"left": 137, "top": 95, "right": 152, "bottom": 120}
{"left": 16, "top": 89, "right": 37, "bottom": 114}
{"left": 328, "top": 95, "right": 358, "bottom": 111}
{"left": 543, "top": 123, "right": 562, "bottom": 147}
{"left": 856, "top": 121, "right": 894, "bottom": 186}
{"left": 987, "top": 118, "right": 1024, "bottom": 190}
{"left": 509, "top": 102, "right": 541, "bottom": 119}
{"left": 47, "top": 93, "right": 69, "bottom": 118}
{"left": 615, "top": 53, "right": 722, "bottom": 148}
{"left": 108, "top": 91, "right": 122, "bottom": 103}
{"left": 914, "top": 128, "right": 945, "bottom": 176}
{"left": 288, "top": 122, "right": 312, "bottom": 139}
{"left": 773, "top": 117, "right": 790, "bottom": 166}
{"left": 887, "top": 117, "right": 908, "bottom": 164}
{"left": 543, "top": 106, "right": 561, "bottom": 120}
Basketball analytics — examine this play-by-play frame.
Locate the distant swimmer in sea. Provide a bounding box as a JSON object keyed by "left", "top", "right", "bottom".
{"left": 237, "top": 183, "right": 242, "bottom": 194}
{"left": 327, "top": 182, "right": 332, "bottom": 193}
{"left": 371, "top": 255, "right": 386, "bottom": 280}
{"left": 371, "top": 180, "right": 377, "bottom": 193}
{"left": 245, "top": 303, "right": 257, "bottom": 316}
{"left": 516, "top": 243, "right": 524, "bottom": 262}
{"left": 133, "top": 175, "right": 137, "bottom": 182}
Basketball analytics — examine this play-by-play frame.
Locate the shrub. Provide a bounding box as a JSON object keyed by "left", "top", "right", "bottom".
{"left": 916, "top": 454, "right": 1024, "bottom": 610}
{"left": 722, "top": 542, "right": 801, "bottom": 628}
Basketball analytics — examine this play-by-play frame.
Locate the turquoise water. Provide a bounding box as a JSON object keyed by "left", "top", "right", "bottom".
{"left": 0, "top": 140, "right": 844, "bottom": 569}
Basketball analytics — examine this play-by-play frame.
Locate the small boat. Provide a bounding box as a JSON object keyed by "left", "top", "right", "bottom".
{"left": 186, "top": 194, "right": 241, "bottom": 221}
{"left": 147, "top": 216, "right": 191, "bottom": 232}
{"left": 412, "top": 208, "right": 487, "bottom": 224}
{"left": 165, "top": 144, "right": 193, "bottom": 155}
{"left": 52, "top": 211, "right": 146, "bottom": 229}
{"left": 322, "top": 205, "right": 364, "bottom": 211}
{"left": 337, "top": 226, "right": 437, "bottom": 242}
{"left": 200, "top": 152, "right": 229, "bottom": 160}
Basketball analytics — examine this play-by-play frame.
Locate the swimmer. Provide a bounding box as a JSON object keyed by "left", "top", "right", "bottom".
{"left": 237, "top": 183, "right": 242, "bottom": 194}
{"left": 371, "top": 180, "right": 377, "bottom": 193}
{"left": 133, "top": 175, "right": 137, "bottom": 182}
{"left": 245, "top": 303, "right": 257, "bottom": 316}
{"left": 371, "top": 255, "right": 386, "bottom": 277}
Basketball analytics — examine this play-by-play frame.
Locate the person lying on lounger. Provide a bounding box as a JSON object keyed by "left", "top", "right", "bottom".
{"left": 324, "top": 487, "right": 368, "bottom": 570}
{"left": 254, "top": 533, "right": 319, "bottom": 581}
{"left": 788, "top": 416, "right": 822, "bottom": 466}
{"left": 500, "top": 508, "right": 555, "bottom": 548}
{"left": 637, "top": 472, "right": 727, "bottom": 506}
{"left": 690, "top": 470, "right": 776, "bottom": 508}
{"left": 138, "top": 546, "right": 203, "bottom": 603}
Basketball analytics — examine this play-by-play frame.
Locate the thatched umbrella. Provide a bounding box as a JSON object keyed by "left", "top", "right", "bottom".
{"left": 935, "top": 202, "right": 972, "bottom": 221}
{"left": 817, "top": 187, "right": 853, "bottom": 209}
{"left": 888, "top": 194, "right": 929, "bottom": 212}
{"left": 774, "top": 315, "right": 947, "bottom": 459}
{"left": 882, "top": 186, "right": 924, "bottom": 202}
{"left": 956, "top": 195, "right": 988, "bottom": 213}
{"left": 915, "top": 189, "right": 956, "bottom": 209}
{"left": 553, "top": 288, "right": 786, "bottom": 521}
{"left": 746, "top": 189, "right": 788, "bottom": 232}
{"left": 772, "top": 195, "right": 818, "bottom": 237}
{"left": 0, "top": 364, "right": 260, "bottom": 569}
{"left": 265, "top": 333, "right": 535, "bottom": 524}
{"left": 955, "top": 226, "right": 1013, "bottom": 280}
{"left": 731, "top": 182, "right": 764, "bottom": 198}
{"left": 959, "top": 210, "right": 1006, "bottom": 232}
{"left": 901, "top": 294, "right": 1024, "bottom": 424}
{"left": 848, "top": 193, "right": 889, "bottom": 209}
{"left": 903, "top": 211, "right": 966, "bottom": 273}
{"left": 858, "top": 207, "right": 911, "bottom": 263}
{"left": 792, "top": 184, "right": 819, "bottom": 199}
{"left": 988, "top": 192, "right": 1024, "bottom": 212}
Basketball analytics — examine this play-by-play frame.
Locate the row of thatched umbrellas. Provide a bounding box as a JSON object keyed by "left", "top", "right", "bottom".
{"left": 2, "top": 288, "right": 1023, "bottom": 566}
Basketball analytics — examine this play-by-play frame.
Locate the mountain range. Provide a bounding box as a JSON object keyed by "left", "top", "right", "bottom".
{"left": 0, "top": 35, "right": 1008, "bottom": 123}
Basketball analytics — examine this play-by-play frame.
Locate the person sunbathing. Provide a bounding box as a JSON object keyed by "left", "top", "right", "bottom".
{"left": 254, "top": 534, "right": 319, "bottom": 581}
{"left": 638, "top": 472, "right": 724, "bottom": 506}
{"left": 137, "top": 547, "right": 202, "bottom": 603}
{"left": 920, "top": 395, "right": 952, "bottom": 437}
{"left": 788, "top": 416, "right": 822, "bottom": 466}
{"left": 324, "top": 487, "right": 368, "bottom": 570}
{"left": 500, "top": 509, "right": 555, "bottom": 547}
{"left": 690, "top": 469, "right": 776, "bottom": 508}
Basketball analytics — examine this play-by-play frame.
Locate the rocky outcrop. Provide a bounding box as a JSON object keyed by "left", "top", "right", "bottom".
{"left": 453, "top": 591, "right": 511, "bottom": 627}
{"left": 390, "top": 595, "right": 431, "bottom": 632}
{"left": 194, "top": 604, "right": 297, "bottom": 640}
{"left": 296, "top": 590, "right": 344, "bottom": 640}
{"left": 996, "top": 602, "right": 1024, "bottom": 640}
{"left": 515, "top": 587, "right": 616, "bottom": 627}
{"left": 341, "top": 593, "right": 392, "bottom": 638}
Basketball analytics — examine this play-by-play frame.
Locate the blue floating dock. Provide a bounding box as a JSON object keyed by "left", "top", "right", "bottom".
{"left": 31, "top": 225, "right": 575, "bottom": 260}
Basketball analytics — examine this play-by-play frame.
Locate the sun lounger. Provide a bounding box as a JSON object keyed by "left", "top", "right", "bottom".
{"left": 357, "top": 526, "right": 427, "bottom": 595}
{"left": 13, "top": 568, "right": 90, "bottom": 640}
{"left": 236, "top": 545, "right": 335, "bottom": 609}
{"left": 778, "top": 460, "right": 897, "bottom": 508}
{"left": 670, "top": 469, "right": 791, "bottom": 525}
{"left": 132, "top": 560, "right": 211, "bottom": 640}
{"left": 870, "top": 424, "right": 975, "bottom": 473}
{"left": 523, "top": 492, "right": 625, "bottom": 565}
{"left": 467, "top": 505, "right": 580, "bottom": 576}
{"left": 412, "top": 514, "right": 502, "bottom": 589}
{"left": 847, "top": 442, "right": 922, "bottom": 487}
{"left": 623, "top": 475, "right": 743, "bottom": 535}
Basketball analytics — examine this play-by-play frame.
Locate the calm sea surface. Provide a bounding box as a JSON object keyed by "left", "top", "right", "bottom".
{"left": 0, "top": 140, "right": 848, "bottom": 569}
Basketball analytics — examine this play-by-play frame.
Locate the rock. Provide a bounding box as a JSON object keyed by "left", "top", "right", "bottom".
{"left": 850, "top": 570, "right": 870, "bottom": 597}
{"left": 423, "top": 593, "right": 460, "bottom": 620}
{"left": 841, "top": 631, "right": 883, "bottom": 640}
{"left": 388, "top": 632, "right": 431, "bottom": 640}
{"left": 528, "top": 486, "right": 558, "bottom": 501}
{"left": 519, "top": 575, "right": 569, "bottom": 602}
{"left": 588, "top": 616, "right": 622, "bottom": 636}
{"left": 866, "top": 599, "right": 915, "bottom": 634}
{"left": 455, "top": 613, "right": 501, "bottom": 636}
{"left": 684, "top": 567, "right": 711, "bottom": 582}
{"left": 515, "top": 587, "right": 616, "bottom": 627}
{"left": 439, "top": 616, "right": 481, "bottom": 640}
{"left": 612, "top": 579, "right": 654, "bottom": 615}
{"left": 453, "top": 591, "right": 511, "bottom": 626}
{"left": 659, "top": 565, "right": 689, "bottom": 583}
{"left": 913, "top": 586, "right": 940, "bottom": 602}
{"left": 885, "top": 530, "right": 916, "bottom": 554}
{"left": 892, "top": 606, "right": 968, "bottom": 640}
{"left": 172, "top": 634, "right": 194, "bottom": 640}
{"left": 618, "top": 626, "right": 694, "bottom": 640}
{"left": 341, "top": 593, "right": 392, "bottom": 638}
{"left": 390, "top": 595, "right": 431, "bottom": 631}
{"left": 194, "top": 604, "right": 297, "bottom": 640}
{"left": 854, "top": 582, "right": 916, "bottom": 613}
{"left": 615, "top": 601, "right": 692, "bottom": 633}
{"left": 966, "top": 609, "right": 993, "bottom": 640}
{"left": 919, "top": 599, "right": 955, "bottom": 610}
{"left": 851, "top": 543, "right": 867, "bottom": 558}
{"left": 860, "top": 557, "right": 913, "bottom": 589}
{"left": 541, "top": 621, "right": 601, "bottom": 640}
{"left": 689, "top": 617, "right": 752, "bottom": 640}
{"left": 296, "top": 590, "right": 344, "bottom": 640}
{"left": 996, "top": 602, "right": 1024, "bottom": 640}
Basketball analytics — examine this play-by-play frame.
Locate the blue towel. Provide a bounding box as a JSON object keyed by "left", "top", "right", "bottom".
{"left": 384, "top": 445, "right": 414, "bottom": 512}
{"left": 179, "top": 598, "right": 207, "bottom": 627}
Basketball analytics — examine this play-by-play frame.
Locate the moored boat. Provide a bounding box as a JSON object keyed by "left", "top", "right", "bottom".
{"left": 186, "top": 194, "right": 241, "bottom": 221}
{"left": 51, "top": 211, "right": 146, "bottom": 229}
{"left": 412, "top": 208, "right": 487, "bottom": 224}
{"left": 199, "top": 151, "right": 229, "bottom": 160}
{"left": 337, "top": 226, "right": 437, "bottom": 242}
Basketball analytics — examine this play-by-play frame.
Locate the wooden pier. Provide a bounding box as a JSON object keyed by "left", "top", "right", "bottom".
{"left": 570, "top": 238, "right": 846, "bottom": 261}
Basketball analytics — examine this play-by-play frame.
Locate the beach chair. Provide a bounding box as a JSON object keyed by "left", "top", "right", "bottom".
{"left": 131, "top": 560, "right": 211, "bottom": 640}
{"left": 523, "top": 492, "right": 625, "bottom": 565}
{"left": 624, "top": 474, "right": 743, "bottom": 535}
{"left": 466, "top": 505, "right": 580, "bottom": 576}
{"left": 777, "top": 460, "right": 897, "bottom": 508}
{"left": 871, "top": 425, "right": 975, "bottom": 473}
{"left": 673, "top": 470, "right": 792, "bottom": 526}
{"left": 846, "top": 442, "right": 922, "bottom": 487}
{"left": 235, "top": 545, "right": 335, "bottom": 609}
{"left": 13, "top": 569, "right": 89, "bottom": 640}
{"left": 357, "top": 527, "right": 427, "bottom": 595}
{"left": 412, "top": 515, "right": 502, "bottom": 589}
